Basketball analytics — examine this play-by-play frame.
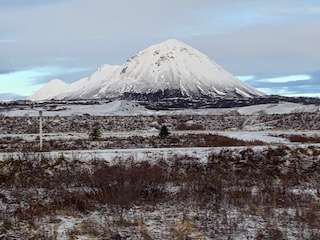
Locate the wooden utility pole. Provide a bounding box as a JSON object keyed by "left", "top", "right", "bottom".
{"left": 39, "top": 110, "right": 43, "bottom": 151}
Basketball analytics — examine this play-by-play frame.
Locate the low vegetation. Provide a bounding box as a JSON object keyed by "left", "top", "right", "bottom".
{"left": 1, "top": 112, "right": 320, "bottom": 135}
{"left": 1, "top": 146, "right": 320, "bottom": 239}
{"left": 0, "top": 133, "right": 265, "bottom": 152}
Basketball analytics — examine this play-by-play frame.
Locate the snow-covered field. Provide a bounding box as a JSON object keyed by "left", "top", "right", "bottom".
{"left": 1, "top": 101, "right": 320, "bottom": 239}
{"left": 1, "top": 100, "right": 319, "bottom": 117}
{"left": 1, "top": 129, "right": 320, "bottom": 143}
{"left": 1, "top": 143, "right": 320, "bottom": 163}
{"left": 1, "top": 145, "right": 320, "bottom": 239}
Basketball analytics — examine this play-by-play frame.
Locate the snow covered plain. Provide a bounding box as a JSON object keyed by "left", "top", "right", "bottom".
{"left": 2, "top": 145, "right": 320, "bottom": 239}
{"left": 2, "top": 129, "right": 320, "bottom": 143}
{"left": 1, "top": 100, "right": 320, "bottom": 239}
{"left": 1, "top": 143, "right": 320, "bottom": 163}
{"left": 1, "top": 100, "right": 319, "bottom": 117}
{"left": 1, "top": 100, "right": 320, "bottom": 159}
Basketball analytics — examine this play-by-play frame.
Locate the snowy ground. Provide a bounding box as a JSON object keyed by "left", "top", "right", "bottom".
{"left": 1, "top": 143, "right": 320, "bottom": 163}
{"left": 1, "top": 128, "right": 320, "bottom": 162}
{"left": 1, "top": 145, "right": 320, "bottom": 239}
{"left": 2, "top": 100, "right": 320, "bottom": 239}
{"left": 1, "top": 100, "right": 319, "bottom": 117}
{"left": 1, "top": 129, "right": 319, "bottom": 143}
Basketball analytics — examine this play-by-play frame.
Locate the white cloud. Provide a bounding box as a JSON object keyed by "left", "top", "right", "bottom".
{"left": 257, "top": 74, "right": 312, "bottom": 83}
{"left": 189, "top": 21, "right": 320, "bottom": 75}
{"left": 236, "top": 75, "right": 255, "bottom": 81}
{"left": 0, "top": 66, "right": 89, "bottom": 95}
{"left": 256, "top": 88, "right": 272, "bottom": 95}
{"left": 285, "top": 93, "right": 320, "bottom": 98}
{"left": 257, "top": 87, "right": 320, "bottom": 98}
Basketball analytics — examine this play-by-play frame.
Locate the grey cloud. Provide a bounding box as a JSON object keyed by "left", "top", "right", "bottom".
{"left": 0, "top": 0, "right": 66, "bottom": 8}
{"left": 187, "top": 21, "right": 320, "bottom": 75}
{"left": 0, "top": 0, "right": 320, "bottom": 95}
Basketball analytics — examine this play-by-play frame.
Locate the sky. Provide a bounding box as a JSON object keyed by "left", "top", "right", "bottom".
{"left": 0, "top": 0, "right": 320, "bottom": 97}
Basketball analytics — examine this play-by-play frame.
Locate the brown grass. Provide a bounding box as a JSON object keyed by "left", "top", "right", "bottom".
{"left": 282, "top": 134, "right": 320, "bottom": 143}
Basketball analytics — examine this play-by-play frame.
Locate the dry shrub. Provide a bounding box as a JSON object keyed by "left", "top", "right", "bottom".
{"left": 53, "top": 191, "right": 94, "bottom": 214}
{"left": 255, "top": 225, "right": 285, "bottom": 240}
{"left": 299, "top": 203, "right": 320, "bottom": 228}
{"left": 68, "top": 219, "right": 109, "bottom": 238}
{"left": 202, "top": 134, "right": 264, "bottom": 147}
{"left": 89, "top": 161, "right": 168, "bottom": 209}
{"left": 176, "top": 122, "right": 205, "bottom": 130}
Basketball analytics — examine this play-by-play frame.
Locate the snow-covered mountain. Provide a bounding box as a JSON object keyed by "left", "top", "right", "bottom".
{"left": 30, "top": 39, "right": 263, "bottom": 101}
{"left": 29, "top": 79, "right": 68, "bottom": 101}
{"left": 93, "top": 39, "right": 263, "bottom": 98}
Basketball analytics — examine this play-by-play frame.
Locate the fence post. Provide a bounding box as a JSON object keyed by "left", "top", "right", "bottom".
{"left": 39, "top": 110, "right": 43, "bottom": 151}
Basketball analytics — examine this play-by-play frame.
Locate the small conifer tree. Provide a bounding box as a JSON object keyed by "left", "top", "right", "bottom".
{"left": 159, "top": 125, "right": 170, "bottom": 138}
{"left": 89, "top": 124, "right": 102, "bottom": 140}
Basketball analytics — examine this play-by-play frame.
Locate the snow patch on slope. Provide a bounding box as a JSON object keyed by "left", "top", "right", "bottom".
{"left": 57, "top": 65, "right": 121, "bottom": 99}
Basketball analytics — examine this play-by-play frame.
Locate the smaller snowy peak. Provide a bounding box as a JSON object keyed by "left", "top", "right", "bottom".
{"left": 29, "top": 79, "right": 68, "bottom": 101}
{"left": 57, "top": 64, "right": 122, "bottom": 99}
